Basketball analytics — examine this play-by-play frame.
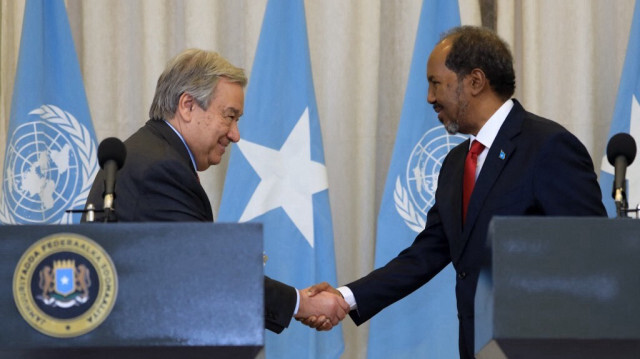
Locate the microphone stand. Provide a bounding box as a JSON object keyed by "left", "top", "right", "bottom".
{"left": 86, "top": 203, "right": 95, "bottom": 222}
{"left": 613, "top": 188, "right": 640, "bottom": 218}
{"left": 614, "top": 187, "right": 627, "bottom": 218}
{"left": 65, "top": 202, "right": 116, "bottom": 222}
{"left": 103, "top": 207, "right": 113, "bottom": 223}
{"left": 618, "top": 205, "right": 640, "bottom": 219}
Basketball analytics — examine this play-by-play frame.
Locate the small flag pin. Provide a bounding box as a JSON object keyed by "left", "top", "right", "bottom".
{"left": 499, "top": 150, "right": 506, "bottom": 160}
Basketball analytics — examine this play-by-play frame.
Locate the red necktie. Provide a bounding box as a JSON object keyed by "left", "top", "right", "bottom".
{"left": 462, "top": 140, "right": 485, "bottom": 223}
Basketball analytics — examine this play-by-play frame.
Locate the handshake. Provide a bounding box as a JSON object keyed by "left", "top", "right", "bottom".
{"left": 294, "top": 282, "right": 349, "bottom": 330}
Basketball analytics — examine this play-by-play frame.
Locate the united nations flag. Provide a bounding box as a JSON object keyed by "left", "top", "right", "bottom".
{"left": 0, "top": 0, "right": 98, "bottom": 224}
{"left": 368, "top": 0, "right": 463, "bottom": 358}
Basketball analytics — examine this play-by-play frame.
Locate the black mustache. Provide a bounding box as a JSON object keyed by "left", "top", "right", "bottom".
{"left": 433, "top": 103, "right": 442, "bottom": 112}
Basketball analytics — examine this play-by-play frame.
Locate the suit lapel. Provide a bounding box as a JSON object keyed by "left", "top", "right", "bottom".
{"left": 146, "top": 119, "right": 214, "bottom": 220}
{"left": 146, "top": 119, "right": 199, "bottom": 176}
{"left": 440, "top": 140, "right": 468, "bottom": 256}
{"left": 452, "top": 101, "right": 526, "bottom": 262}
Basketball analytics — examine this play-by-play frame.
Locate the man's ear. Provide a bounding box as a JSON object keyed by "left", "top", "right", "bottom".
{"left": 177, "top": 92, "right": 195, "bottom": 122}
{"left": 468, "top": 68, "right": 487, "bottom": 96}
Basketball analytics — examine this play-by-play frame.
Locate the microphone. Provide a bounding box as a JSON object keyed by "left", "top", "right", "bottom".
{"left": 97, "top": 137, "right": 127, "bottom": 212}
{"left": 606, "top": 133, "right": 636, "bottom": 216}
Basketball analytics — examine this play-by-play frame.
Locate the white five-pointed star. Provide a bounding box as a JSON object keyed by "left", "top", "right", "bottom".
{"left": 601, "top": 94, "right": 640, "bottom": 206}
{"left": 61, "top": 276, "right": 70, "bottom": 285}
{"left": 237, "top": 107, "right": 328, "bottom": 248}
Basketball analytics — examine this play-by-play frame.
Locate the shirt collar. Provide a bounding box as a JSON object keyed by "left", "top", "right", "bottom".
{"left": 163, "top": 120, "right": 198, "bottom": 173}
{"left": 469, "top": 99, "right": 514, "bottom": 149}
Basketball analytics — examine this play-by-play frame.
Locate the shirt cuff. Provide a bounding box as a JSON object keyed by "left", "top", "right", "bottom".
{"left": 337, "top": 286, "right": 357, "bottom": 311}
{"left": 292, "top": 288, "right": 300, "bottom": 316}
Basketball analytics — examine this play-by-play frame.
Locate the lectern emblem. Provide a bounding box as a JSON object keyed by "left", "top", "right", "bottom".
{"left": 13, "top": 233, "right": 118, "bottom": 338}
{"left": 39, "top": 259, "right": 91, "bottom": 307}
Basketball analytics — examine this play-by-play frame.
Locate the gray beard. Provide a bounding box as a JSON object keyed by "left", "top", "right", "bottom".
{"left": 445, "top": 120, "right": 459, "bottom": 135}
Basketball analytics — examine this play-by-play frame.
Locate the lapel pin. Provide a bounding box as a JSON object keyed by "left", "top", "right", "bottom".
{"left": 499, "top": 150, "right": 506, "bottom": 160}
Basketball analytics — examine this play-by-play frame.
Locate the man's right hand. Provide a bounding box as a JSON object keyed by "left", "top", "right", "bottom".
{"left": 296, "top": 282, "right": 346, "bottom": 331}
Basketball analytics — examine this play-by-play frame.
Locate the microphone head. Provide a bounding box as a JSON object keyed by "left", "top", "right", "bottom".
{"left": 97, "top": 137, "right": 127, "bottom": 169}
{"left": 607, "top": 133, "right": 636, "bottom": 166}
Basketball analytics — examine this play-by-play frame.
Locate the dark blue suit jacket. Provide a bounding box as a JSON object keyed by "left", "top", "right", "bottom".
{"left": 84, "top": 119, "right": 297, "bottom": 333}
{"left": 346, "top": 100, "right": 607, "bottom": 358}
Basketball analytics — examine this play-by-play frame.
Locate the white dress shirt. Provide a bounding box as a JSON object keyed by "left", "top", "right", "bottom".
{"left": 469, "top": 99, "right": 513, "bottom": 179}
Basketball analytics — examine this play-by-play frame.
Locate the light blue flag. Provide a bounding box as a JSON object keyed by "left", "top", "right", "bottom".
{"left": 368, "top": 0, "right": 463, "bottom": 358}
{"left": 218, "top": 0, "right": 342, "bottom": 358}
{"left": 599, "top": 0, "right": 640, "bottom": 217}
{"left": 0, "top": 0, "right": 98, "bottom": 224}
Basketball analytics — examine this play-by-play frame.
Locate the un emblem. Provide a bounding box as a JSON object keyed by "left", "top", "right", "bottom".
{"left": 394, "top": 126, "right": 466, "bottom": 232}
{"left": 13, "top": 233, "right": 118, "bottom": 338}
{"left": 0, "top": 105, "right": 98, "bottom": 224}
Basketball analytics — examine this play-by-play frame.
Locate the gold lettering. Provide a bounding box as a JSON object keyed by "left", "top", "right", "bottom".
{"left": 22, "top": 250, "right": 40, "bottom": 273}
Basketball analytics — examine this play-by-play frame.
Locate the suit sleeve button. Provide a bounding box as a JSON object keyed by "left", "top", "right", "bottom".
{"left": 458, "top": 272, "right": 466, "bottom": 279}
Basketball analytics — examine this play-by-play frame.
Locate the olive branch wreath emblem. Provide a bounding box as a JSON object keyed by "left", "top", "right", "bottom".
{"left": 0, "top": 104, "right": 98, "bottom": 224}
{"left": 392, "top": 126, "right": 466, "bottom": 233}
{"left": 393, "top": 176, "right": 426, "bottom": 233}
